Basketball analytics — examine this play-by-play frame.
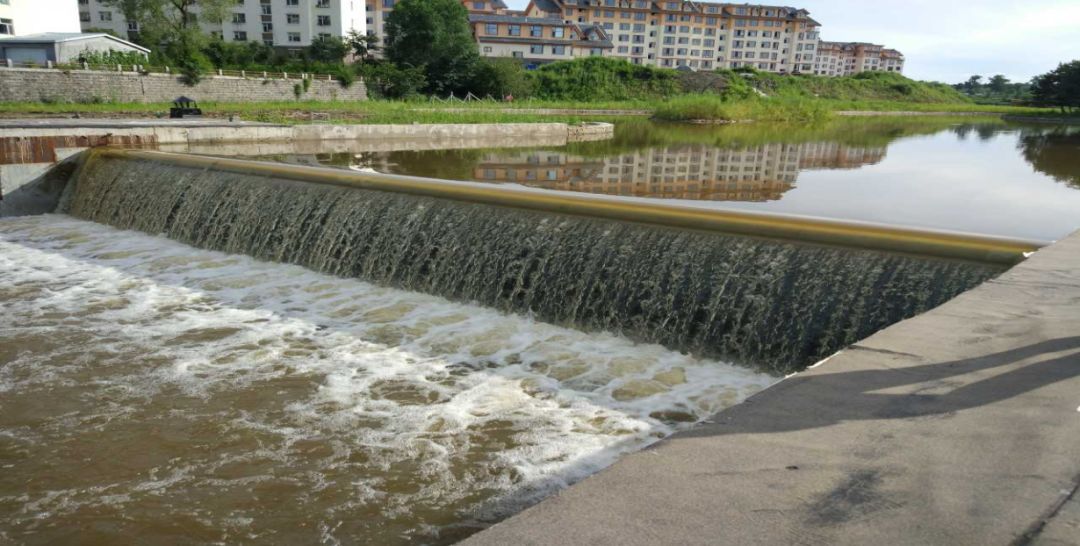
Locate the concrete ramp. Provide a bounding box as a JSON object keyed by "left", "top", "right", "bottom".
{"left": 462, "top": 231, "right": 1080, "bottom": 546}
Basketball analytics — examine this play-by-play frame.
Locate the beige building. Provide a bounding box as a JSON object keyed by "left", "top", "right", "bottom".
{"left": 813, "top": 40, "right": 904, "bottom": 76}
{"left": 365, "top": 0, "right": 821, "bottom": 73}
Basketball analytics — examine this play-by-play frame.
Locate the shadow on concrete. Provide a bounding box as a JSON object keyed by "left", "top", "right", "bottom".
{"left": 681, "top": 336, "right": 1080, "bottom": 438}
{"left": 0, "top": 155, "right": 78, "bottom": 217}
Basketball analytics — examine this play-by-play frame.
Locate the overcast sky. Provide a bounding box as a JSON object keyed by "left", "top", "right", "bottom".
{"left": 502, "top": 0, "right": 1080, "bottom": 83}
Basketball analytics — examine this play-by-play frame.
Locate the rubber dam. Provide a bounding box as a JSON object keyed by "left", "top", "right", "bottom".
{"left": 4, "top": 139, "right": 1069, "bottom": 545}
{"left": 61, "top": 148, "right": 1033, "bottom": 374}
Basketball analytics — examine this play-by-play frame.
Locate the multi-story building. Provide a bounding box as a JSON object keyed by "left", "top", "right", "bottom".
{"left": 812, "top": 41, "right": 904, "bottom": 76}
{"left": 366, "top": 0, "right": 820, "bottom": 72}
{"left": 1, "top": 0, "right": 81, "bottom": 37}
{"left": 77, "top": 0, "right": 365, "bottom": 51}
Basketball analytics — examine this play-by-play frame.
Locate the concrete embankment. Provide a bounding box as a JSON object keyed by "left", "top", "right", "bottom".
{"left": 0, "top": 119, "right": 614, "bottom": 146}
{"left": 1002, "top": 115, "right": 1080, "bottom": 125}
{"left": 0, "top": 119, "right": 613, "bottom": 216}
{"left": 835, "top": 110, "right": 1009, "bottom": 117}
{"left": 464, "top": 230, "right": 1080, "bottom": 545}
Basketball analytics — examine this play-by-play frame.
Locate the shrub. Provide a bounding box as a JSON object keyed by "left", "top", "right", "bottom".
{"left": 469, "top": 58, "right": 535, "bottom": 99}
{"left": 356, "top": 61, "right": 427, "bottom": 99}
{"left": 529, "top": 57, "right": 681, "bottom": 101}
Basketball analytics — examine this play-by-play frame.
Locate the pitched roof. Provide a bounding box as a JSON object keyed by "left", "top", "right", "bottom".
{"left": 0, "top": 33, "right": 150, "bottom": 53}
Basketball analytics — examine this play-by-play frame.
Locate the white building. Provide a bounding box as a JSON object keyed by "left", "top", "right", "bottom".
{"left": 78, "top": 0, "right": 365, "bottom": 50}
{"left": 0, "top": 0, "right": 81, "bottom": 37}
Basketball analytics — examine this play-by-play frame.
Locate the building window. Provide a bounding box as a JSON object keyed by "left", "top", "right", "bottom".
{"left": 512, "top": 51, "right": 524, "bottom": 58}
{"left": 317, "top": 15, "right": 331, "bottom": 26}
{"left": 485, "top": 23, "right": 497, "bottom": 34}
{"left": 508, "top": 24, "right": 520, "bottom": 36}
{"left": 483, "top": 46, "right": 492, "bottom": 53}
{"left": 288, "top": 32, "right": 301, "bottom": 42}
{"left": 234, "top": 31, "right": 248, "bottom": 41}
{"left": 530, "top": 44, "right": 543, "bottom": 54}
{"left": 552, "top": 27, "right": 564, "bottom": 38}
{"left": 474, "top": 1, "right": 485, "bottom": 8}
{"left": 552, "top": 45, "right": 566, "bottom": 55}
{"left": 316, "top": 0, "right": 331, "bottom": 7}
{"left": 261, "top": 5, "right": 271, "bottom": 15}
{"left": 127, "top": 21, "right": 138, "bottom": 31}
{"left": 0, "top": 18, "right": 12, "bottom": 35}
{"left": 287, "top": 13, "right": 300, "bottom": 24}
{"left": 99, "top": 11, "right": 112, "bottom": 22}
{"left": 286, "top": 0, "right": 299, "bottom": 4}
{"left": 232, "top": 13, "right": 246, "bottom": 24}
{"left": 262, "top": 22, "right": 273, "bottom": 32}
{"left": 529, "top": 25, "right": 541, "bottom": 37}
{"left": 79, "top": 12, "right": 91, "bottom": 22}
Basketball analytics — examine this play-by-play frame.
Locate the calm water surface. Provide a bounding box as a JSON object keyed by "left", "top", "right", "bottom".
{"left": 251, "top": 118, "right": 1080, "bottom": 241}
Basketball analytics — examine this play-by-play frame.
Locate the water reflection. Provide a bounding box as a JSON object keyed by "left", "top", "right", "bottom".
{"left": 1017, "top": 127, "right": 1080, "bottom": 189}
{"left": 234, "top": 118, "right": 1080, "bottom": 240}
{"left": 459, "top": 142, "right": 884, "bottom": 201}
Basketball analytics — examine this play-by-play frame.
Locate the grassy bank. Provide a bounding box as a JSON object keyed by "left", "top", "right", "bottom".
{"left": 0, "top": 97, "right": 1049, "bottom": 125}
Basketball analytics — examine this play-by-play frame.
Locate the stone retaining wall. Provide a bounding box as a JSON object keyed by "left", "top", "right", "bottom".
{"left": 0, "top": 67, "right": 366, "bottom": 103}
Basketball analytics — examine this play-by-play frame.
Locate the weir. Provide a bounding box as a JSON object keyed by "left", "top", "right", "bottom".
{"left": 59, "top": 148, "right": 1043, "bottom": 374}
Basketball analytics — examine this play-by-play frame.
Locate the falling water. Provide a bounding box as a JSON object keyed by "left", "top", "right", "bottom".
{"left": 65, "top": 154, "right": 1004, "bottom": 374}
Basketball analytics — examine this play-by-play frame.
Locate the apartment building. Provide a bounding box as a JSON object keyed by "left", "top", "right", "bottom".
{"left": 526, "top": 0, "right": 820, "bottom": 72}
{"left": 364, "top": 0, "right": 819, "bottom": 72}
{"left": 77, "top": 0, "right": 365, "bottom": 50}
{"left": 470, "top": 14, "right": 611, "bottom": 65}
{"left": 813, "top": 40, "right": 904, "bottom": 76}
{"left": 1, "top": 0, "right": 81, "bottom": 37}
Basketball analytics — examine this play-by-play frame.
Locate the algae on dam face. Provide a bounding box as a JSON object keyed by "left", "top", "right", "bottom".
{"left": 66, "top": 155, "right": 1005, "bottom": 375}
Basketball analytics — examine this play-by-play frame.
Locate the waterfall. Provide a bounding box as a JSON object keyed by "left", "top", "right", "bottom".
{"left": 64, "top": 153, "right": 1004, "bottom": 375}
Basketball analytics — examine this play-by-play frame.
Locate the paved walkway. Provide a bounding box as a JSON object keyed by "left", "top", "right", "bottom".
{"left": 465, "top": 231, "right": 1080, "bottom": 546}
{"left": 0, "top": 118, "right": 281, "bottom": 129}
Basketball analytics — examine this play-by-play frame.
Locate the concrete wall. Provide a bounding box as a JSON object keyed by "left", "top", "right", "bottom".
{"left": 0, "top": 67, "right": 366, "bottom": 103}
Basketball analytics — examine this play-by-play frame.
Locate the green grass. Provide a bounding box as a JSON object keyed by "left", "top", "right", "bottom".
{"left": 0, "top": 95, "right": 1055, "bottom": 124}
{"left": 652, "top": 95, "right": 830, "bottom": 122}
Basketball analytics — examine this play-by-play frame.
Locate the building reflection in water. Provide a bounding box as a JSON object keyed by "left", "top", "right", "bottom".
{"left": 464, "top": 142, "right": 886, "bottom": 201}
{"left": 351, "top": 142, "right": 887, "bottom": 202}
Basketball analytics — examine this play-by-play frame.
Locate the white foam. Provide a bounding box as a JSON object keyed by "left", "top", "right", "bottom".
{"left": 0, "top": 214, "right": 778, "bottom": 541}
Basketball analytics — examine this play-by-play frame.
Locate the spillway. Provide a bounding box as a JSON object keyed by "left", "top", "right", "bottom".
{"left": 58, "top": 148, "right": 1036, "bottom": 375}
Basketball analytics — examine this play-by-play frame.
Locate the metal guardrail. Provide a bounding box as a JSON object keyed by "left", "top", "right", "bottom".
{"left": 0, "top": 60, "right": 340, "bottom": 82}
{"left": 84, "top": 148, "right": 1047, "bottom": 266}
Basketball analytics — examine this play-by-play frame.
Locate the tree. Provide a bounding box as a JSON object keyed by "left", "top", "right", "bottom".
{"left": 346, "top": 30, "right": 380, "bottom": 63}
{"left": 100, "top": 0, "right": 232, "bottom": 80}
{"left": 305, "top": 35, "right": 348, "bottom": 64}
{"left": 1031, "top": 60, "right": 1080, "bottom": 112}
{"left": 988, "top": 74, "right": 1009, "bottom": 94}
{"left": 384, "top": 0, "right": 479, "bottom": 95}
{"left": 963, "top": 75, "right": 983, "bottom": 93}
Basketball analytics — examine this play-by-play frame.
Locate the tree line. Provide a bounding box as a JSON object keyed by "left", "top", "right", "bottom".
{"left": 954, "top": 61, "right": 1080, "bottom": 112}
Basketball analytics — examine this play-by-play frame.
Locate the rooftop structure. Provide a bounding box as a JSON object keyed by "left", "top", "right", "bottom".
{"left": 0, "top": 32, "right": 149, "bottom": 64}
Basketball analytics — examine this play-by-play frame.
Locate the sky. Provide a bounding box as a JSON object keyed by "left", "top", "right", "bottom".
{"left": 502, "top": 0, "right": 1080, "bottom": 84}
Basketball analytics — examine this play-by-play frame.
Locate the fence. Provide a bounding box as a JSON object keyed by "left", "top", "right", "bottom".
{"left": 1, "top": 59, "right": 342, "bottom": 82}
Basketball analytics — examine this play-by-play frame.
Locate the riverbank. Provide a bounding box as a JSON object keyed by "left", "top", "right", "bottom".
{"left": 0, "top": 98, "right": 1052, "bottom": 125}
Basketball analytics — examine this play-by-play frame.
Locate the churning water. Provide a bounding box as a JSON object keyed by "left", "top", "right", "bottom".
{"left": 66, "top": 154, "right": 1004, "bottom": 375}
{"left": 0, "top": 215, "right": 774, "bottom": 544}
